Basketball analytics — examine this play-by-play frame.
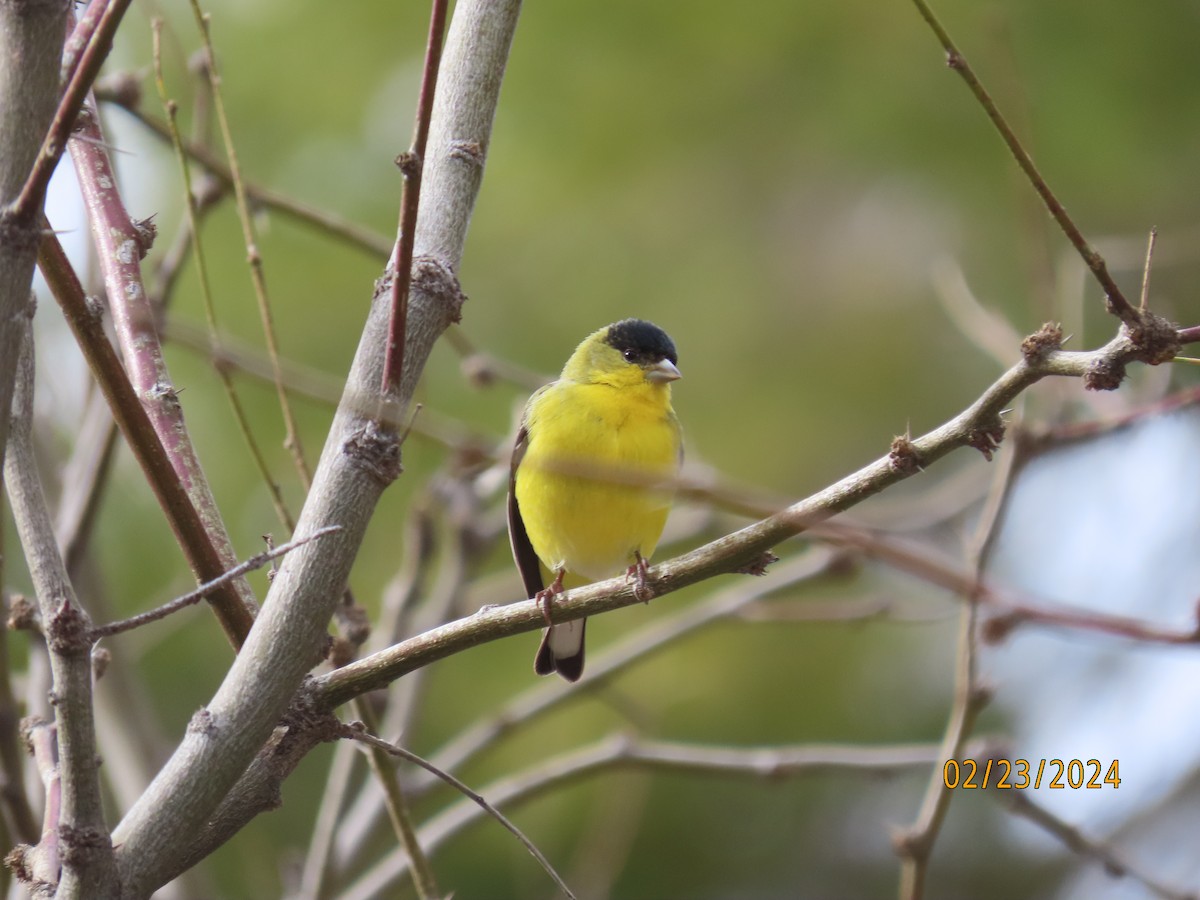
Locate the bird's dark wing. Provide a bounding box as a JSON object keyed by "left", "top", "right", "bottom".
{"left": 508, "top": 422, "right": 545, "bottom": 599}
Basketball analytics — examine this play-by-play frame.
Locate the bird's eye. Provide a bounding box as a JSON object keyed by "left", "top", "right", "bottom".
{"left": 623, "top": 349, "right": 636, "bottom": 362}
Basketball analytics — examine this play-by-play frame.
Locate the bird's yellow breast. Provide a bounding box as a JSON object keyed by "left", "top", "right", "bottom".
{"left": 515, "top": 379, "right": 680, "bottom": 585}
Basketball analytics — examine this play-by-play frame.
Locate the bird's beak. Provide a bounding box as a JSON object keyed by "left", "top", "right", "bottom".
{"left": 646, "top": 359, "right": 681, "bottom": 383}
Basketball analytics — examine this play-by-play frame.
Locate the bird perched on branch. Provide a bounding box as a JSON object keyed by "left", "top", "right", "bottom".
{"left": 508, "top": 319, "right": 683, "bottom": 681}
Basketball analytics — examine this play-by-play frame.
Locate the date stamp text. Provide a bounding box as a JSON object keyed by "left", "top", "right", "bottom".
{"left": 943, "top": 758, "right": 1121, "bottom": 790}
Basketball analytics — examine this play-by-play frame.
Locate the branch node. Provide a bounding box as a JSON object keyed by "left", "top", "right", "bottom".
{"left": 888, "top": 435, "right": 923, "bottom": 475}
{"left": 890, "top": 824, "right": 924, "bottom": 858}
{"left": 46, "top": 603, "right": 93, "bottom": 657}
{"left": 448, "top": 139, "right": 485, "bottom": 167}
{"left": 981, "top": 612, "right": 1019, "bottom": 644}
{"left": 94, "top": 71, "right": 143, "bottom": 109}
{"left": 0, "top": 210, "right": 42, "bottom": 252}
{"left": 7, "top": 595, "right": 41, "bottom": 632}
{"left": 3, "top": 844, "right": 34, "bottom": 885}
{"left": 735, "top": 551, "right": 779, "bottom": 576}
{"left": 188, "top": 47, "right": 213, "bottom": 79}
{"left": 412, "top": 255, "right": 467, "bottom": 323}
{"left": 84, "top": 294, "right": 106, "bottom": 322}
{"left": 395, "top": 150, "right": 422, "bottom": 178}
{"left": 147, "top": 381, "right": 182, "bottom": 408}
{"left": 18, "top": 717, "right": 50, "bottom": 756}
{"left": 1019, "top": 321, "right": 1064, "bottom": 363}
{"left": 92, "top": 647, "right": 111, "bottom": 681}
{"left": 1125, "top": 311, "right": 1181, "bottom": 366}
{"left": 186, "top": 708, "right": 218, "bottom": 737}
{"left": 1083, "top": 356, "right": 1126, "bottom": 392}
{"left": 967, "top": 420, "right": 1005, "bottom": 461}
{"left": 132, "top": 215, "right": 158, "bottom": 257}
{"left": 344, "top": 421, "right": 402, "bottom": 486}
{"left": 969, "top": 682, "right": 994, "bottom": 708}
{"left": 58, "top": 824, "right": 112, "bottom": 867}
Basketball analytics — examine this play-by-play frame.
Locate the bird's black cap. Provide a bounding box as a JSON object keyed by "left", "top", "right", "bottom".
{"left": 604, "top": 319, "right": 678, "bottom": 366}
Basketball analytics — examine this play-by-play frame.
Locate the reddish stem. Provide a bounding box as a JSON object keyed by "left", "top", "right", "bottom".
{"left": 381, "top": 0, "right": 450, "bottom": 402}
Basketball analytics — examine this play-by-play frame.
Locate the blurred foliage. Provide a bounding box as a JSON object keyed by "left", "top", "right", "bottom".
{"left": 5, "top": 0, "right": 1200, "bottom": 897}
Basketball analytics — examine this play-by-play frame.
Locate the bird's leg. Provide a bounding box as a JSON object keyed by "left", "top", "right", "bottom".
{"left": 536, "top": 569, "right": 566, "bottom": 627}
{"left": 626, "top": 552, "right": 652, "bottom": 603}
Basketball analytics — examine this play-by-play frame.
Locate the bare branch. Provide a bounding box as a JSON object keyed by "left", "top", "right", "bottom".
{"left": 97, "top": 99, "right": 393, "bottom": 258}
{"left": 381, "top": 0, "right": 450, "bottom": 399}
{"left": 344, "top": 724, "right": 577, "bottom": 900}
{"left": 109, "top": 2, "right": 521, "bottom": 894}
{"left": 342, "top": 734, "right": 993, "bottom": 899}
{"left": 909, "top": 0, "right": 1137, "bottom": 324}
{"left": 37, "top": 233, "right": 257, "bottom": 646}
{"left": 68, "top": 93, "right": 259, "bottom": 647}
{"left": 4, "top": 331, "right": 116, "bottom": 897}
{"left": 896, "top": 417, "right": 1020, "bottom": 898}
{"left": 1001, "top": 792, "right": 1197, "bottom": 900}
{"left": 313, "top": 322, "right": 1188, "bottom": 708}
{"left": 184, "top": 1, "right": 314, "bottom": 488}
{"left": 90, "top": 526, "right": 341, "bottom": 640}
{"left": 9, "top": 0, "right": 132, "bottom": 219}
{"left": 0, "top": 0, "right": 68, "bottom": 486}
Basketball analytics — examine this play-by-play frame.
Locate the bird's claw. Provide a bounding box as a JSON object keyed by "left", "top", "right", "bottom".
{"left": 626, "top": 553, "right": 652, "bottom": 603}
{"left": 536, "top": 570, "right": 566, "bottom": 626}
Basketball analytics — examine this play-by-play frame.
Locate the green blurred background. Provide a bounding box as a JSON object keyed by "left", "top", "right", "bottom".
{"left": 11, "top": 0, "right": 1200, "bottom": 897}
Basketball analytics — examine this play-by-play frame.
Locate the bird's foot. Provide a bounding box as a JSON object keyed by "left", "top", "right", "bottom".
{"left": 626, "top": 553, "right": 653, "bottom": 603}
{"left": 535, "top": 570, "right": 566, "bottom": 626}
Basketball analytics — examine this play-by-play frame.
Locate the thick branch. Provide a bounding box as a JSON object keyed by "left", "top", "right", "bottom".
{"left": 0, "top": 0, "right": 68, "bottom": 479}
{"left": 4, "top": 332, "right": 116, "bottom": 898}
{"left": 109, "top": 1, "right": 521, "bottom": 895}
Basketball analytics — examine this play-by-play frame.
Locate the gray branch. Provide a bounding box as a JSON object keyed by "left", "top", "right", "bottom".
{"left": 0, "top": 0, "right": 68, "bottom": 479}
{"left": 4, "top": 330, "right": 116, "bottom": 897}
{"left": 108, "top": 1, "right": 523, "bottom": 896}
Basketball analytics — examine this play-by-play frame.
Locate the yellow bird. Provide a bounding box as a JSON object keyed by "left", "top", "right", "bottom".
{"left": 508, "top": 319, "right": 683, "bottom": 681}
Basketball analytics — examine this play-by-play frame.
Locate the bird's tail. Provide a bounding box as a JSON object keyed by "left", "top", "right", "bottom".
{"left": 534, "top": 618, "right": 586, "bottom": 682}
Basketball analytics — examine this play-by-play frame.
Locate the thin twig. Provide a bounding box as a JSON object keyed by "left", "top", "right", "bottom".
{"left": 349, "top": 704, "right": 441, "bottom": 900}
{"left": 895, "top": 418, "right": 1020, "bottom": 898}
{"left": 162, "top": 315, "right": 499, "bottom": 454}
{"left": 54, "top": 389, "right": 120, "bottom": 576}
{"left": 1001, "top": 792, "right": 1198, "bottom": 900}
{"left": 90, "top": 526, "right": 340, "bottom": 639}
{"left": 343, "top": 725, "right": 577, "bottom": 900}
{"left": 810, "top": 520, "right": 1200, "bottom": 647}
{"left": 0, "top": 612, "right": 37, "bottom": 845}
{"left": 1139, "top": 227, "right": 1158, "bottom": 312}
{"left": 329, "top": 489, "right": 473, "bottom": 878}
{"left": 908, "top": 0, "right": 1137, "bottom": 324}
{"left": 442, "top": 326, "right": 549, "bottom": 392}
{"left": 186, "top": 0, "right": 313, "bottom": 487}
{"left": 1017, "top": 385, "right": 1200, "bottom": 450}
{"left": 382, "top": 0, "right": 451, "bottom": 401}
{"left": 403, "top": 551, "right": 838, "bottom": 801}
{"left": 99, "top": 99, "right": 393, "bottom": 258}
{"left": 23, "top": 720, "right": 62, "bottom": 892}
{"left": 341, "top": 734, "right": 995, "bottom": 900}
{"left": 151, "top": 20, "right": 296, "bottom": 530}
